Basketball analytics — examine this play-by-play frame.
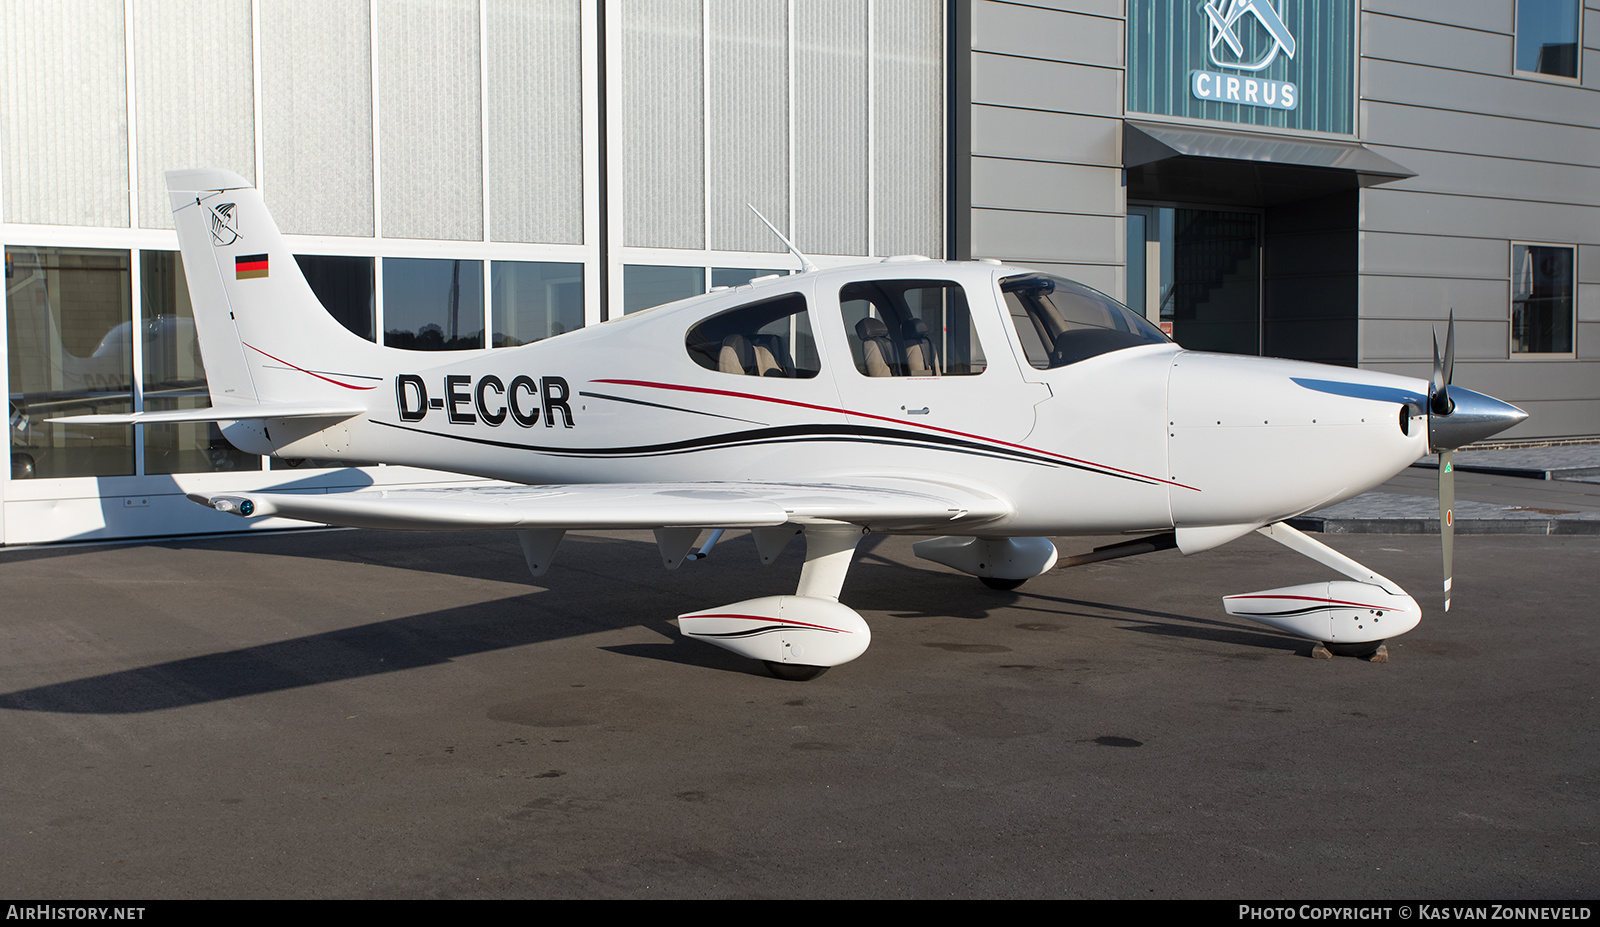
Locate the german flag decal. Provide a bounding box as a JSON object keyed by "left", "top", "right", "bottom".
{"left": 235, "top": 253, "right": 269, "bottom": 279}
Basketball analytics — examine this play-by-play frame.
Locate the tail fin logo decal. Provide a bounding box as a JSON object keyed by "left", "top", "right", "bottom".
{"left": 235, "top": 253, "right": 269, "bottom": 280}
{"left": 209, "top": 202, "right": 241, "bottom": 246}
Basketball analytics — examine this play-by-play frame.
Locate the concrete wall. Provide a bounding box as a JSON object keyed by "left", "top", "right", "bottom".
{"left": 1357, "top": 0, "right": 1600, "bottom": 439}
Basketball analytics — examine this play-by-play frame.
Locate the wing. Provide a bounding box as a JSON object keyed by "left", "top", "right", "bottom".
{"left": 187, "top": 478, "right": 1012, "bottom": 533}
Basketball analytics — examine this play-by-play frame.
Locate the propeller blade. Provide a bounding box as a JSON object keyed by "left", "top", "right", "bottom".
{"left": 1443, "top": 310, "right": 1456, "bottom": 388}
{"left": 1430, "top": 313, "right": 1456, "bottom": 416}
{"left": 1439, "top": 448, "right": 1455, "bottom": 612}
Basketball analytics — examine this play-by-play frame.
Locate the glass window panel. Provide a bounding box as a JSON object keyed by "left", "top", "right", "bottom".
{"left": 1512, "top": 244, "right": 1575, "bottom": 354}
{"left": 383, "top": 258, "right": 484, "bottom": 351}
{"left": 711, "top": 267, "right": 786, "bottom": 288}
{"left": 623, "top": 265, "right": 705, "bottom": 315}
{"left": 1000, "top": 273, "right": 1170, "bottom": 369}
{"left": 140, "top": 251, "right": 260, "bottom": 475}
{"left": 296, "top": 255, "right": 375, "bottom": 341}
{"left": 686, "top": 292, "right": 819, "bottom": 379}
{"left": 1168, "top": 209, "right": 1261, "bottom": 356}
{"left": 839, "top": 280, "right": 985, "bottom": 377}
{"left": 1516, "top": 0, "right": 1581, "bottom": 78}
{"left": 491, "top": 261, "right": 584, "bottom": 347}
{"left": 6, "top": 246, "right": 133, "bottom": 479}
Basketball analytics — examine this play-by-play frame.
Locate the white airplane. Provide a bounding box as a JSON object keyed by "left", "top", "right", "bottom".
{"left": 55, "top": 168, "right": 1526, "bottom": 679}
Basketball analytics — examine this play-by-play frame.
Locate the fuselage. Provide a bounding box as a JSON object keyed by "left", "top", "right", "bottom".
{"left": 255, "top": 260, "right": 1429, "bottom": 537}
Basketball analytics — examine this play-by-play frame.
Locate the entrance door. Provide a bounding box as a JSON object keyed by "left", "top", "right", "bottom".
{"left": 1128, "top": 205, "right": 1262, "bottom": 356}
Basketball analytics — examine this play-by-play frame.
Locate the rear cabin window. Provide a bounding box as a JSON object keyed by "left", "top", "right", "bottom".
{"left": 1001, "top": 273, "right": 1169, "bottom": 368}
{"left": 685, "top": 293, "right": 820, "bottom": 378}
{"left": 839, "top": 279, "right": 985, "bottom": 377}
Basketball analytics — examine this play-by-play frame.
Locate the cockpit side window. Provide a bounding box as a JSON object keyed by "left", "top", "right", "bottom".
{"left": 685, "top": 293, "right": 820, "bottom": 378}
{"left": 1000, "top": 273, "right": 1169, "bottom": 369}
{"left": 839, "top": 280, "right": 985, "bottom": 378}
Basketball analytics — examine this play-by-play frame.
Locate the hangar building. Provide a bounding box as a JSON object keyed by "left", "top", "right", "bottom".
{"left": 2, "top": 0, "right": 1595, "bottom": 544}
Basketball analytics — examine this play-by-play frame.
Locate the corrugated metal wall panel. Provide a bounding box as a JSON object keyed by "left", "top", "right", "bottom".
{"left": 795, "top": 0, "right": 868, "bottom": 256}
{"left": 1, "top": 0, "right": 130, "bottom": 227}
{"left": 708, "top": 0, "right": 787, "bottom": 254}
{"left": 261, "top": 0, "right": 374, "bottom": 237}
{"left": 487, "top": 0, "right": 583, "bottom": 245}
{"left": 873, "top": 0, "right": 944, "bottom": 258}
{"left": 619, "top": 0, "right": 704, "bottom": 250}
{"left": 376, "top": 0, "right": 483, "bottom": 241}
{"left": 134, "top": 0, "right": 255, "bottom": 230}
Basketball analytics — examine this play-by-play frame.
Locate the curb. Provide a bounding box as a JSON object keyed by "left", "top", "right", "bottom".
{"left": 1287, "top": 515, "right": 1600, "bottom": 536}
{"left": 1410, "top": 461, "right": 1600, "bottom": 481}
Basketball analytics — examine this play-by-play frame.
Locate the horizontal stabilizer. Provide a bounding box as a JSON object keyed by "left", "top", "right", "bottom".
{"left": 48, "top": 402, "right": 366, "bottom": 425}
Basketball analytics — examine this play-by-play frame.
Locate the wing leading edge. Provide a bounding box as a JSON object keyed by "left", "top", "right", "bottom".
{"left": 188, "top": 478, "right": 1013, "bottom": 533}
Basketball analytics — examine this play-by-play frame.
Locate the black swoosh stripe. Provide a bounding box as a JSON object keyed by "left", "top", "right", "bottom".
{"left": 1233, "top": 605, "right": 1357, "bottom": 617}
{"left": 578, "top": 390, "right": 765, "bottom": 425}
{"left": 369, "top": 420, "right": 1160, "bottom": 485}
{"left": 690, "top": 626, "right": 841, "bottom": 639}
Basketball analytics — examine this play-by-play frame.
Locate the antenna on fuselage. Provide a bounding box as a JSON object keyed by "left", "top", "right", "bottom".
{"left": 748, "top": 204, "right": 817, "bottom": 274}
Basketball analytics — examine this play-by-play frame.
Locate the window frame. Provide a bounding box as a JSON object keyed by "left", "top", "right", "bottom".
{"left": 1509, "top": 241, "right": 1578, "bottom": 359}
{"left": 1512, "top": 0, "right": 1583, "bottom": 83}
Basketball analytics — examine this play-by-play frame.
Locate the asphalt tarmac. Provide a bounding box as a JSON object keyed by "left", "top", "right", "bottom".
{"left": 0, "top": 525, "right": 1595, "bottom": 899}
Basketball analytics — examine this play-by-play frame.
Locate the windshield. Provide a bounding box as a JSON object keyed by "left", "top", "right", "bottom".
{"left": 1000, "top": 273, "right": 1170, "bottom": 368}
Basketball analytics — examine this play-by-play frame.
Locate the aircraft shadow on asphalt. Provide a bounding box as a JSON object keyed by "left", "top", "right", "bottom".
{"left": 0, "top": 531, "right": 1301, "bottom": 714}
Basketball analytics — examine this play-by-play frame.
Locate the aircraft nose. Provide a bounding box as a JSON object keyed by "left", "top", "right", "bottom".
{"left": 1428, "top": 387, "right": 1528, "bottom": 450}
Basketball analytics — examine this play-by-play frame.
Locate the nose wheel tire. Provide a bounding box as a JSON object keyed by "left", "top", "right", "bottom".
{"left": 764, "top": 661, "right": 829, "bottom": 681}
{"left": 980, "top": 577, "right": 1027, "bottom": 591}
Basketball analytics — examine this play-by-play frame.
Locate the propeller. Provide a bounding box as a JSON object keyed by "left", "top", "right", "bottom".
{"left": 1431, "top": 313, "right": 1456, "bottom": 611}
{"left": 1425, "top": 311, "right": 1527, "bottom": 612}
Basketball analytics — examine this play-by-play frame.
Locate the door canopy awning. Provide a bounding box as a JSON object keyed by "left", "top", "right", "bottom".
{"left": 1124, "top": 120, "right": 1415, "bottom": 206}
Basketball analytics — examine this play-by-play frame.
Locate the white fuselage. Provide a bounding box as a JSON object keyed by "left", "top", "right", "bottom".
{"left": 247, "top": 261, "right": 1429, "bottom": 539}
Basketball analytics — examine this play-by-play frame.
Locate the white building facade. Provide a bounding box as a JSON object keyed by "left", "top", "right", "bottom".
{"left": 2, "top": 0, "right": 947, "bottom": 544}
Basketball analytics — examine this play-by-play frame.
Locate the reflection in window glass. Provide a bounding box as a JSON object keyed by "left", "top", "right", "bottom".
{"left": 686, "top": 293, "right": 819, "bottom": 379}
{"left": 839, "top": 280, "right": 985, "bottom": 377}
{"left": 1512, "top": 244, "right": 1575, "bottom": 354}
{"left": 6, "top": 246, "right": 134, "bottom": 479}
{"left": 295, "top": 255, "right": 375, "bottom": 341}
{"left": 624, "top": 265, "right": 704, "bottom": 314}
{"left": 140, "top": 252, "right": 260, "bottom": 474}
{"left": 491, "top": 262, "right": 583, "bottom": 347}
{"left": 383, "top": 258, "right": 484, "bottom": 350}
{"left": 1001, "top": 273, "right": 1169, "bottom": 369}
{"left": 1515, "top": 0, "right": 1580, "bottom": 78}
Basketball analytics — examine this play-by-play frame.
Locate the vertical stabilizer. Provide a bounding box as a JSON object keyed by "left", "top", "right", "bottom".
{"left": 166, "top": 169, "right": 385, "bottom": 408}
